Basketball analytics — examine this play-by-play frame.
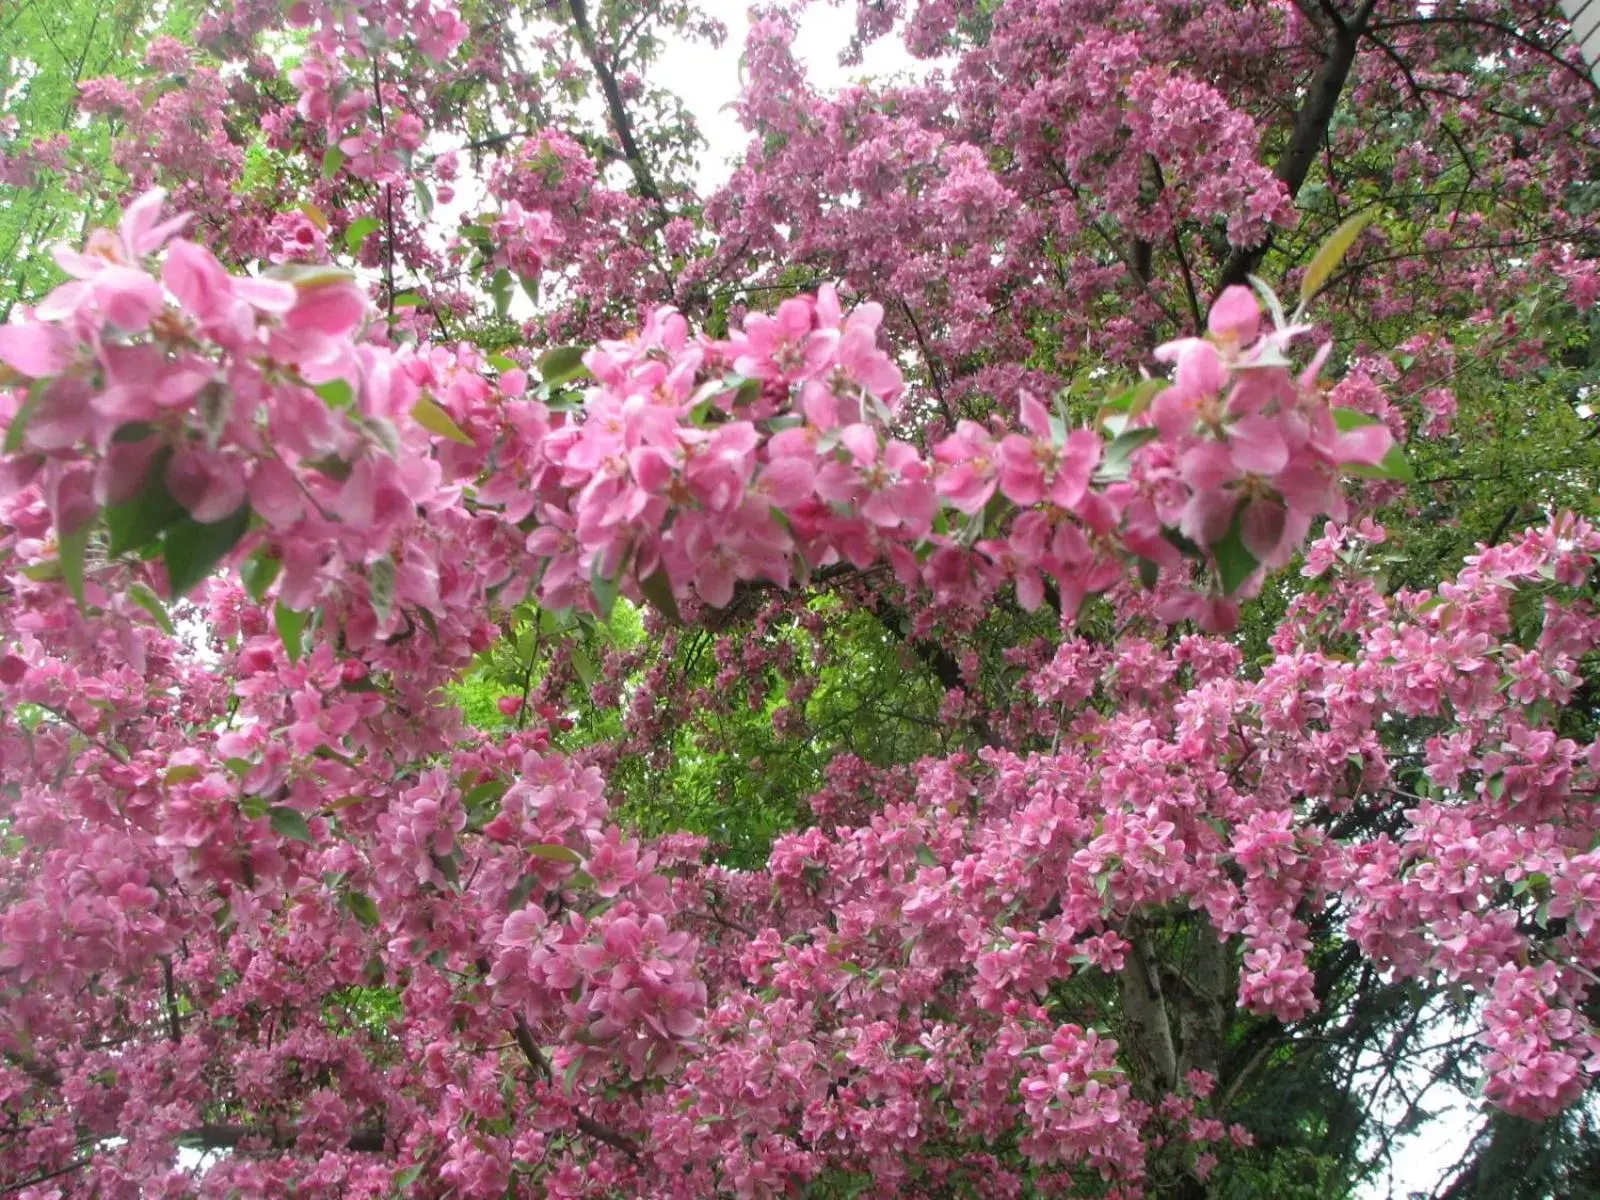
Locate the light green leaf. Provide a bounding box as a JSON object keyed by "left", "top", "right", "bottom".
{"left": 1346, "top": 445, "right": 1416, "bottom": 483}
{"left": 529, "top": 843, "right": 582, "bottom": 864}
{"left": 59, "top": 519, "right": 91, "bottom": 608}
{"left": 1301, "top": 209, "right": 1376, "bottom": 305}
{"left": 4, "top": 385, "right": 40, "bottom": 454}
{"left": 240, "top": 549, "right": 282, "bottom": 603}
{"left": 275, "top": 600, "right": 309, "bottom": 663}
{"left": 321, "top": 147, "right": 345, "bottom": 179}
{"left": 128, "top": 582, "right": 174, "bottom": 633}
{"left": 368, "top": 555, "right": 395, "bottom": 621}
{"left": 411, "top": 395, "right": 473, "bottom": 445}
{"left": 344, "top": 216, "right": 380, "bottom": 256}
{"left": 314, "top": 378, "right": 354, "bottom": 410}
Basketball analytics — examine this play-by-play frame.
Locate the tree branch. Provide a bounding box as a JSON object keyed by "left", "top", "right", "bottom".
{"left": 565, "top": 0, "right": 665, "bottom": 211}
{"left": 1216, "top": 0, "right": 1379, "bottom": 292}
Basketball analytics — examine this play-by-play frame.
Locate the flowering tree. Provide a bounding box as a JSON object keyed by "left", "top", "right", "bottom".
{"left": 1, "top": 1, "right": 1598, "bottom": 1198}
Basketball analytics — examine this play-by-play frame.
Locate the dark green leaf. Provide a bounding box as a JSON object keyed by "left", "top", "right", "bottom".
{"left": 1212, "top": 509, "right": 1259, "bottom": 595}
{"left": 590, "top": 560, "right": 617, "bottom": 621}
{"left": 538, "top": 345, "right": 589, "bottom": 386}
{"left": 639, "top": 567, "right": 680, "bottom": 624}
{"left": 268, "top": 805, "right": 314, "bottom": 844}
{"left": 1098, "top": 426, "right": 1160, "bottom": 480}
{"left": 105, "top": 452, "right": 185, "bottom": 556}
{"left": 346, "top": 891, "right": 380, "bottom": 928}
{"left": 163, "top": 504, "right": 251, "bottom": 597}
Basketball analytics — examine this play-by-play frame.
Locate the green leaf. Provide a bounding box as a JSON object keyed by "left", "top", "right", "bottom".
{"left": 59, "top": 520, "right": 91, "bottom": 608}
{"left": 4, "top": 385, "right": 40, "bottom": 453}
{"left": 1300, "top": 209, "right": 1376, "bottom": 305}
{"left": 412, "top": 178, "right": 433, "bottom": 219}
{"left": 488, "top": 353, "right": 518, "bottom": 372}
{"left": 20, "top": 560, "right": 61, "bottom": 581}
{"left": 268, "top": 805, "right": 314, "bottom": 844}
{"left": 590, "top": 561, "right": 618, "bottom": 621}
{"left": 105, "top": 453, "right": 186, "bottom": 556}
{"left": 562, "top": 1055, "right": 582, "bottom": 1097}
{"left": 163, "top": 505, "right": 251, "bottom": 598}
{"left": 321, "top": 146, "right": 345, "bottom": 179}
{"left": 368, "top": 555, "right": 395, "bottom": 622}
{"left": 1212, "top": 509, "right": 1259, "bottom": 595}
{"left": 528, "top": 843, "right": 582, "bottom": 864}
{"left": 128, "top": 582, "right": 174, "bottom": 634}
{"left": 392, "top": 291, "right": 425, "bottom": 308}
{"left": 489, "top": 268, "right": 514, "bottom": 319}
{"left": 275, "top": 600, "right": 309, "bottom": 663}
{"left": 344, "top": 216, "right": 380, "bottom": 256}
{"left": 164, "top": 764, "right": 203, "bottom": 785}
{"left": 1345, "top": 445, "right": 1416, "bottom": 483}
{"left": 571, "top": 645, "right": 597, "bottom": 686}
{"left": 393, "top": 1164, "right": 424, "bottom": 1192}
{"left": 346, "top": 891, "right": 380, "bottom": 928}
{"left": 1332, "top": 407, "right": 1382, "bottom": 431}
{"left": 1098, "top": 426, "right": 1160, "bottom": 480}
{"left": 463, "top": 780, "right": 507, "bottom": 811}
{"left": 314, "top": 378, "right": 354, "bottom": 410}
{"left": 639, "top": 567, "right": 680, "bottom": 624}
{"left": 240, "top": 549, "right": 282, "bottom": 603}
{"left": 411, "top": 395, "right": 474, "bottom": 445}
{"left": 538, "top": 345, "right": 589, "bottom": 386}
{"left": 507, "top": 872, "right": 540, "bottom": 911}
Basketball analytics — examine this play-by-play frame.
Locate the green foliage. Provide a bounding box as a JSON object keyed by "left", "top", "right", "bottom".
{"left": 0, "top": 0, "right": 199, "bottom": 313}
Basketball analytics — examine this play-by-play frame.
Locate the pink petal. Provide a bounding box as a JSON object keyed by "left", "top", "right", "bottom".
{"left": 1229, "top": 416, "right": 1290, "bottom": 475}
{"left": 1207, "top": 285, "right": 1260, "bottom": 344}
{"left": 0, "top": 323, "right": 73, "bottom": 378}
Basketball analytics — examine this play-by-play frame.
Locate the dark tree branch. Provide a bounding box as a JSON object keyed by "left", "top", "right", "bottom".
{"left": 565, "top": 0, "right": 665, "bottom": 211}
{"left": 183, "top": 1123, "right": 389, "bottom": 1153}
{"left": 1216, "top": 0, "right": 1379, "bottom": 293}
{"left": 161, "top": 956, "right": 182, "bottom": 1044}
{"left": 1370, "top": 15, "right": 1600, "bottom": 100}
{"left": 475, "top": 957, "right": 643, "bottom": 1160}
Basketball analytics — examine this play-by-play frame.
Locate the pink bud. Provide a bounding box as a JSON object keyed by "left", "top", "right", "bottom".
{"left": 1208, "top": 285, "right": 1260, "bottom": 344}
